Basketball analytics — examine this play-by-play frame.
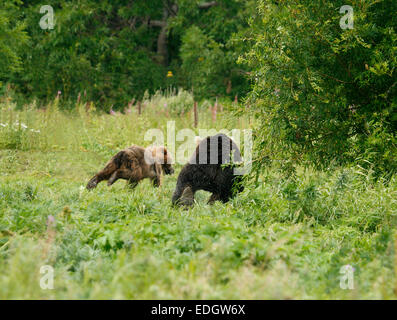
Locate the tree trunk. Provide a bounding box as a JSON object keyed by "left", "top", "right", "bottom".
{"left": 157, "top": 8, "right": 169, "bottom": 66}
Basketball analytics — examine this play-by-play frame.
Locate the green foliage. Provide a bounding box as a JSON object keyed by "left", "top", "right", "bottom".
{"left": 0, "top": 0, "right": 396, "bottom": 298}
{"left": 0, "top": 0, "right": 28, "bottom": 83}
{"left": 0, "top": 102, "right": 396, "bottom": 299}
{"left": 239, "top": 0, "right": 396, "bottom": 178}
{"left": 2, "top": 0, "right": 252, "bottom": 108}
{"left": 180, "top": 25, "right": 226, "bottom": 98}
{"left": 176, "top": 0, "right": 253, "bottom": 99}
{"left": 13, "top": 0, "right": 167, "bottom": 108}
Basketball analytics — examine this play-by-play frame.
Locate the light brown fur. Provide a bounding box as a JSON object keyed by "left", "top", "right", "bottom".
{"left": 86, "top": 145, "right": 174, "bottom": 190}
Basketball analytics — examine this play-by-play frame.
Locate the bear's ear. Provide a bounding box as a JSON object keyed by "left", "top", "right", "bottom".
{"left": 163, "top": 147, "right": 173, "bottom": 164}
{"left": 194, "top": 136, "right": 202, "bottom": 146}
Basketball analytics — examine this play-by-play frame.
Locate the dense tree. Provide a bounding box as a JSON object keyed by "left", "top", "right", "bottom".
{"left": 2, "top": 0, "right": 252, "bottom": 108}
{"left": 0, "top": 0, "right": 28, "bottom": 88}
{"left": 239, "top": 0, "right": 396, "bottom": 178}
{"left": 13, "top": 0, "right": 169, "bottom": 108}
{"left": 175, "top": 0, "right": 254, "bottom": 99}
{"left": 1, "top": 0, "right": 395, "bottom": 177}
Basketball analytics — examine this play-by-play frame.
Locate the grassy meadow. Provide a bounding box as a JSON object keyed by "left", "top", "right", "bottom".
{"left": 0, "top": 93, "right": 396, "bottom": 299}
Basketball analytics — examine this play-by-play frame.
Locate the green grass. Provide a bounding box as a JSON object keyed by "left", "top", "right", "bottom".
{"left": 0, "top": 98, "right": 396, "bottom": 299}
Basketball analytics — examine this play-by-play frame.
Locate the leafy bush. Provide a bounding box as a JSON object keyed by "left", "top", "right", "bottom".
{"left": 0, "top": 0, "right": 28, "bottom": 81}
{"left": 239, "top": 0, "right": 396, "bottom": 178}
{"left": 2, "top": 0, "right": 252, "bottom": 108}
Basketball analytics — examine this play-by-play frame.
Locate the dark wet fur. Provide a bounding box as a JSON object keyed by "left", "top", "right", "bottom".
{"left": 172, "top": 133, "right": 244, "bottom": 206}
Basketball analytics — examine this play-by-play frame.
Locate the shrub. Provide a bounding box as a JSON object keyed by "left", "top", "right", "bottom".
{"left": 239, "top": 0, "right": 396, "bottom": 178}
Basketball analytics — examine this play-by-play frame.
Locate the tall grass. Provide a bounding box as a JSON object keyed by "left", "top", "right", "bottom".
{"left": 0, "top": 93, "right": 396, "bottom": 299}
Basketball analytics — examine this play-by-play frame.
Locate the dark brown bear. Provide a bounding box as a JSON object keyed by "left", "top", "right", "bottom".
{"left": 86, "top": 145, "right": 174, "bottom": 190}
{"left": 172, "top": 133, "right": 244, "bottom": 206}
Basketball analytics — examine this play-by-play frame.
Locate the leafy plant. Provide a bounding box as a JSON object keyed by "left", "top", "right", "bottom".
{"left": 238, "top": 0, "right": 396, "bottom": 178}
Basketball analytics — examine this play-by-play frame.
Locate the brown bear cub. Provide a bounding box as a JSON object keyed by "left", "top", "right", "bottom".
{"left": 172, "top": 133, "right": 244, "bottom": 206}
{"left": 86, "top": 145, "right": 174, "bottom": 190}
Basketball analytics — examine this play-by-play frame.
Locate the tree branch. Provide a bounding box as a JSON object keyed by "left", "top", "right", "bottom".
{"left": 198, "top": 1, "right": 218, "bottom": 9}
{"left": 149, "top": 20, "right": 167, "bottom": 27}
